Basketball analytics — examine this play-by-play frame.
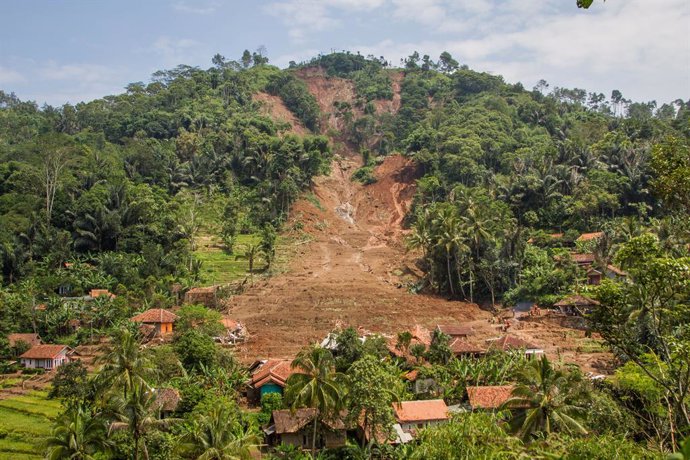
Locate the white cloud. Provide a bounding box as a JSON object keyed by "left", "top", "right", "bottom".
{"left": 0, "top": 66, "right": 25, "bottom": 84}
{"left": 266, "top": 0, "right": 386, "bottom": 42}
{"left": 338, "top": 0, "right": 689, "bottom": 102}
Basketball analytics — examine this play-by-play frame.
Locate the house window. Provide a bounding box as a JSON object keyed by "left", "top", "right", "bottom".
{"left": 302, "top": 435, "right": 307, "bottom": 446}
{"left": 417, "top": 423, "right": 424, "bottom": 429}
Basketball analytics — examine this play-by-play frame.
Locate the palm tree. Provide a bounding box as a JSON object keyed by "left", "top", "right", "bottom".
{"left": 235, "top": 243, "right": 261, "bottom": 284}
{"left": 284, "top": 345, "right": 343, "bottom": 455}
{"left": 96, "top": 329, "right": 157, "bottom": 399}
{"left": 46, "top": 405, "right": 110, "bottom": 460}
{"left": 182, "top": 405, "right": 260, "bottom": 460}
{"left": 110, "top": 382, "right": 174, "bottom": 460}
{"left": 503, "top": 355, "right": 589, "bottom": 441}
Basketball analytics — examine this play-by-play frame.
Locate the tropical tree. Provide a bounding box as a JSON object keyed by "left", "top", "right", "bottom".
{"left": 504, "top": 355, "right": 589, "bottom": 441}
{"left": 96, "top": 328, "right": 157, "bottom": 398}
{"left": 181, "top": 405, "right": 259, "bottom": 460}
{"left": 45, "top": 404, "right": 110, "bottom": 460}
{"left": 110, "top": 382, "right": 174, "bottom": 460}
{"left": 284, "top": 345, "right": 344, "bottom": 455}
{"left": 346, "top": 355, "right": 399, "bottom": 447}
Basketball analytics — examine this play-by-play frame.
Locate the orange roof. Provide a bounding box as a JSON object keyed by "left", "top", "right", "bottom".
{"left": 90, "top": 289, "right": 115, "bottom": 299}
{"left": 466, "top": 385, "right": 515, "bottom": 409}
{"left": 393, "top": 400, "right": 448, "bottom": 423}
{"left": 449, "top": 338, "right": 485, "bottom": 355}
{"left": 20, "top": 344, "right": 69, "bottom": 359}
{"left": 250, "top": 359, "right": 297, "bottom": 388}
{"left": 130, "top": 308, "right": 178, "bottom": 324}
{"left": 577, "top": 232, "right": 604, "bottom": 242}
{"left": 487, "top": 335, "right": 540, "bottom": 351}
{"left": 436, "top": 324, "right": 474, "bottom": 337}
{"left": 7, "top": 333, "right": 41, "bottom": 347}
{"left": 554, "top": 295, "right": 600, "bottom": 307}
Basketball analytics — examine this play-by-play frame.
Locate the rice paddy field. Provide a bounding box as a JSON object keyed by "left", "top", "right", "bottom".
{"left": 0, "top": 391, "right": 62, "bottom": 459}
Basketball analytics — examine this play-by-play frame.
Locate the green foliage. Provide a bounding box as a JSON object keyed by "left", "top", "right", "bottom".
{"left": 174, "top": 330, "right": 217, "bottom": 371}
{"left": 266, "top": 73, "right": 320, "bottom": 131}
{"left": 47, "top": 360, "right": 90, "bottom": 408}
{"left": 351, "top": 165, "right": 377, "bottom": 184}
{"left": 175, "top": 304, "right": 224, "bottom": 337}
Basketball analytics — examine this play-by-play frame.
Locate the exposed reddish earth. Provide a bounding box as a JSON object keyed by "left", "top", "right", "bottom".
{"left": 226, "top": 71, "right": 613, "bottom": 373}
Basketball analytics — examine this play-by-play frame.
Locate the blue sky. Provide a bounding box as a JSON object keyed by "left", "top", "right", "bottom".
{"left": 1, "top": 0, "right": 688, "bottom": 106}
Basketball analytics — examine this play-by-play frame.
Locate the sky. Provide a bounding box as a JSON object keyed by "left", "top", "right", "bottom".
{"left": 1, "top": 0, "right": 688, "bottom": 106}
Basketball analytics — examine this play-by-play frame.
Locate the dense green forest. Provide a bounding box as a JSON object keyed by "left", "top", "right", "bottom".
{"left": 1, "top": 50, "right": 689, "bottom": 458}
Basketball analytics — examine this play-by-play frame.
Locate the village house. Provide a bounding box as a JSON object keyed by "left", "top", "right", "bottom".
{"left": 153, "top": 388, "right": 181, "bottom": 418}
{"left": 554, "top": 295, "right": 600, "bottom": 316}
{"left": 184, "top": 285, "right": 219, "bottom": 308}
{"left": 486, "top": 335, "right": 544, "bottom": 359}
{"left": 266, "top": 408, "right": 347, "bottom": 450}
{"left": 19, "top": 344, "right": 73, "bottom": 370}
{"left": 388, "top": 325, "right": 431, "bottom": 361}
{"left": 392, "top": 399, "right": 449, "bottom": 440}
{"left": 129, "top": 308, "right": 178, "bottom": 336}
{"left": 466, "top": 385, "right": 515, "bottom": 411}
{"left": 7, "top": 333, "right": 41, "bottom": 349}
{"left": 587, "top": 264, "right": 627, "bottom": 285}
{"left": 449, "top": 338, "right": 486, "bottom": 358}
{"left": 247, "top": 359, "right": 297, "bottom": 404}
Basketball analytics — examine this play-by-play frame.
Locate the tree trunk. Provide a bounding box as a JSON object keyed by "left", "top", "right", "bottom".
{"left": 311, "top": 415, "right": 319, "bottom": 455}
{"left": 446, "top": 252, "right": 455, "bottom": 296}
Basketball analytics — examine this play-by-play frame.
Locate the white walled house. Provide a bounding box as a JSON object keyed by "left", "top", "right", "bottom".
{"left": 392, "top": 400, "right": 449, "bottom": 439}
{"left": 19, "top": 344, "right": 72, "bottom": 370}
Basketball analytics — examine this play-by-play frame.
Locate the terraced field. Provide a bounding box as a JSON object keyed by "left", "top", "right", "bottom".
{"left": 0, "top": 391, "right": 61, "bottom": 459}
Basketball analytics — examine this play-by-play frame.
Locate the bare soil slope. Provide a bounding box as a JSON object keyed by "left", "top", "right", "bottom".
{"left": 227, "top": 149, "right": 491, "bottom": 362}
{"left": 227, "top": 69, "right": 612, "bottom": 373}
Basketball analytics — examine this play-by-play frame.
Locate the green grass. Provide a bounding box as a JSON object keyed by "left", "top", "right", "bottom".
{"left": 193, "top": 234, "right": 261, "bottom": 285}
{"left": 0, "top": 391, "right": 61, "bottom": 459}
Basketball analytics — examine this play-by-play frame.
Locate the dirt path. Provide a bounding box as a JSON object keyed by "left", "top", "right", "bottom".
{"left": 226, "top": 149, "right": 490, "bottom": 362}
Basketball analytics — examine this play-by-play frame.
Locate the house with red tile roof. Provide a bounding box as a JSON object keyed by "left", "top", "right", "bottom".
{"left": 392, "top": 399, "right": 449, "bottom": 437}
{"left": 466, "top": 385, "right": 515, "bottom": 410}
{"left": 130, "top": 309, "right": 178, "bottom": 336}
{"left": 487, "top": 335, "right": 544, "bottom": 359}
{"left": 19, "top": 344, "right": 72, "bottom": 370}
{"left": 449, "top": 338, "right": 486, "bottom": 357}
{"left": 247, "top": 359, "right": 298, "bottom": 403}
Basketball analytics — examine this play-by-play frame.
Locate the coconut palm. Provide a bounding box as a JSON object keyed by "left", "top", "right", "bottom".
{"left": 182, "top": 405, "right": 260, "bottom": 460}
{"left": 110, "top": 382, "right": 175, "bottom": 460}
{"left": 45, "top": 404, "right": 110, "bottom": 460}
{"left": 96, "top": 328, "right": 157, "bottom": 398}
{"left": 284, "top": 345, "right": 344, "bottom": 455}
{"left": 504, "top": 355, "right": 589, "bottom": 441}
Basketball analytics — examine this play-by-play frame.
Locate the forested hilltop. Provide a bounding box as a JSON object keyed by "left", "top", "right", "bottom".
{"left": 2, "top": 51, "right": 688, "bottom": 304}
{"left": 1, "top": 51, "right": 689, "bottom": 458}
